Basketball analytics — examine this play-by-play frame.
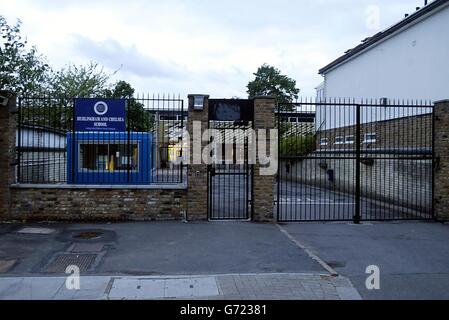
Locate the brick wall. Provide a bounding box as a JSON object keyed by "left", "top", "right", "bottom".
{"left": 8, "top": 186, "right": 187, "bottom": 221}
{"left": 253, "top": 97, "right": 276, "bottom": 222}
{"left": 433, "top": 100, "right": 449, "bottom": 221}
{"left": 186, "top": 95, "right": 209, "bottom": 220}
{"left": 186, "top": 96, "right": 276, "bottom": 222}
{"left": 0, "top": 92, "right": 16, "bottom": 220}
{"left": 317, "top": 113, "right": 432, "bottom": 150}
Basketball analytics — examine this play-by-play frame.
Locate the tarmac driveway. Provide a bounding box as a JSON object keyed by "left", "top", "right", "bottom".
{"left": 281, "top": 221, "right": 449, "bottom": 300}
{"left": 0, "top": 221, "right": 324, "bottom": 277}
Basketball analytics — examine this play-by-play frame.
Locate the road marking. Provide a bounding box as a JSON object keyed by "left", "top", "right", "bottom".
{"left": 276, "top": 224, "right": 339, "bottom": 276}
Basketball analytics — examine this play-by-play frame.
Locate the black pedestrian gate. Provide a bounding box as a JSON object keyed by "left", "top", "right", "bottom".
{"left": 276, "top": 99, "right": 434, "bottom": 222}
{"left": 207, "top": 99, "right": 254, "bottom": 220}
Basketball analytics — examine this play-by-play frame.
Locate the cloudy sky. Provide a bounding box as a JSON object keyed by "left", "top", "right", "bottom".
{"left": 1, "top": 0, "right": 426, "bottom": 98}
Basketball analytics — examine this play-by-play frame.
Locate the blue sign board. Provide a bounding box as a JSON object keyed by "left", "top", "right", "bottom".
{"left": 74, "top": 98, "right": 126, "bottom": 131}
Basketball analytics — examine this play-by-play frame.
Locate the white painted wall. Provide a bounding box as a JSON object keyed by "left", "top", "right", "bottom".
{"left": 317, "top": 3, "right": 449, "bottom": 129}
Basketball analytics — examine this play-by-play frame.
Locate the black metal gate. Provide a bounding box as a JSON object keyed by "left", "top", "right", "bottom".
{"left": 276, "top": 99, "right": 434, "bottom": 222}
{"left": 207, "top": 99, "right": 254, "bottom": 221}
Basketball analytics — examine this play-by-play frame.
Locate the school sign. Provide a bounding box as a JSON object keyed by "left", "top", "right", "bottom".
{"left": 74, "top": 98, "right": 126, "bottom": 131}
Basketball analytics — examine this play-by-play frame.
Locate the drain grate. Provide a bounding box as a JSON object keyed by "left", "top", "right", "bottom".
{"left": 43, "top": 253, "right": 98, "bottom": 273}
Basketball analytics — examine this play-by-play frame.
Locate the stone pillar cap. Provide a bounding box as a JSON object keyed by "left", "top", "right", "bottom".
{"left": 253, "top": 95, "right": 275, "bottom": 100}
{"left": 187, "top": 94, "right": 210, "bottom": 98}
{"left": 434, "top": 99, "right": 449, "bottom": 104}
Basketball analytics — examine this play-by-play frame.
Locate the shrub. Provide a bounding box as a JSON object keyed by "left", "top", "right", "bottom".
{"left": 280, "top": 135, "right": 316, "bottom": 157}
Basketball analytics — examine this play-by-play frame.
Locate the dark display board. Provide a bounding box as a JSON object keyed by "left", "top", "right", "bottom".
{"left": 209, "top": 99, "right": 254, "bottom": 122}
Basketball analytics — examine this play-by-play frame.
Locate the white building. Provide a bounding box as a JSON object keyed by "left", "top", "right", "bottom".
{"left": 318, "top": 0, "right": 449, "bottom": 101}
{"left": 316, "top": 0, "right": 448, "bottom": 129}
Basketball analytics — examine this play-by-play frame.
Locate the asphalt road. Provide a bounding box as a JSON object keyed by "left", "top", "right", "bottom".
{"left": 282, "top": 221, "right": 449, "bottom": 300}
{"left": 277, "top": 179, "right": 431, "bottom": 221}
{"left": 0, "top": 222, "right": 324, "bottom": 277}
{"left": 209, "top": 175, "right": 431, "bottom": 221}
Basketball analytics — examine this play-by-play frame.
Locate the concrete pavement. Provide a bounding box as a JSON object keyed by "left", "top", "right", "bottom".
{"left": 0, "top": 273, "right": 360, "bottom": 300}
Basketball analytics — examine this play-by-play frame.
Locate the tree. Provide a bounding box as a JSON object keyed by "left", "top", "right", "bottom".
{"left": 50, "top": 62, "right": 112, "bottom": 98}
{"left": 105, "top": 80, "right": 153, "bottom": 132}
{"left": 20, "top": 62, "right": 113, "bottom": 130}
{"left": 247, "top": 64, "right": 300, "bottom": 106}
{"left": 0, "top": 16, "right": 50, "bottom": 96}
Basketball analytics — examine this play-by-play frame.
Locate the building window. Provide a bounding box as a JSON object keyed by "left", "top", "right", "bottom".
{"left": 345, "top": 135, "right": 355, "bottom": 144}
{"left": 79, "top": 142, "right": 139, "bottom": 172}
{"left": 363, "top": 133, "right": 377, "bottom": 144}
{"left": 334, "top": 136, "right": 344, "bottom": 145}
{"left": 319, "top": 138, "right": 328, "bottom": 146}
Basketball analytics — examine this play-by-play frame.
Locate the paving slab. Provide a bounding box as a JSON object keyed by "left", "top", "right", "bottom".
{"left": 165, "top": 277, "right": 219, "bottom": 298}
{"left": 108, "top": 277, "right": 220, "bottom": 300}
{"left": 108, "top": 278, "right": 166, "bottom": 300}
{"left": 0, "top": 277, "right": 64, "bottom": 300}
{"left": 0, "top": 273, "right": 360, "bottom": 300}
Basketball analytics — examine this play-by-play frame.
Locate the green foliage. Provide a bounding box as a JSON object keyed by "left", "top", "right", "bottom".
{"left": 2, "top": 16, "right": 154, "bottom": 134}
{"left": 280, "top": 135, "right": 316, "bottom": 157}
{"left": 247, "top": 64, "right": 300, "bottom": 106}
{"left": 105, "top": 81, "right": 154, "bottom": 132}
{"left": 0, "top": 16, "right": 50, "bottom": 95}
{"left": 50, "top": 62, "right": 112, "bottom": 98}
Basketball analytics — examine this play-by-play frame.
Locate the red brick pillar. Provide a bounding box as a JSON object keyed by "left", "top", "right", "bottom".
{"left": 0, "top": 92, "right": 16, "bottom": 220}
{"left": 253, "top": 96, "right": 276, "bottom": 222}
{"left": 187, "top": 94, "right": 209, "bottom": 220}
{"left": 433, "top": 99, "right": 449, "bottom": 221}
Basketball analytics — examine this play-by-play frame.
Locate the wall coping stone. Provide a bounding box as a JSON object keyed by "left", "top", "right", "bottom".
{"left": 10, "top": 183, "right": 187, "bottom": 190}
{"left": 434, "top": 99, "right": 449, "bottom": 104}
{"left": 253, "top": 95, "right": 275, "bottom": 100}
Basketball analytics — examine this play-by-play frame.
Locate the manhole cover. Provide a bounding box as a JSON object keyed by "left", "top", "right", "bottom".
{"left": 73, "top": 231, "right": 103, "bottom": 240}
{"left": 43, "top": 253, "right": 98, "bottom": 273}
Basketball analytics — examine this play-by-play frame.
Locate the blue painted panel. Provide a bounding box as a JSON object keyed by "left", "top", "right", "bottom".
{"left": 67, "top": 132, "right": 152, "bottom": 184}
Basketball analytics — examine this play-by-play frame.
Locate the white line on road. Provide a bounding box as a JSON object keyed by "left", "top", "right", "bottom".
{"left": 276, "top": 224, "right": 339, "bottom": 276}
